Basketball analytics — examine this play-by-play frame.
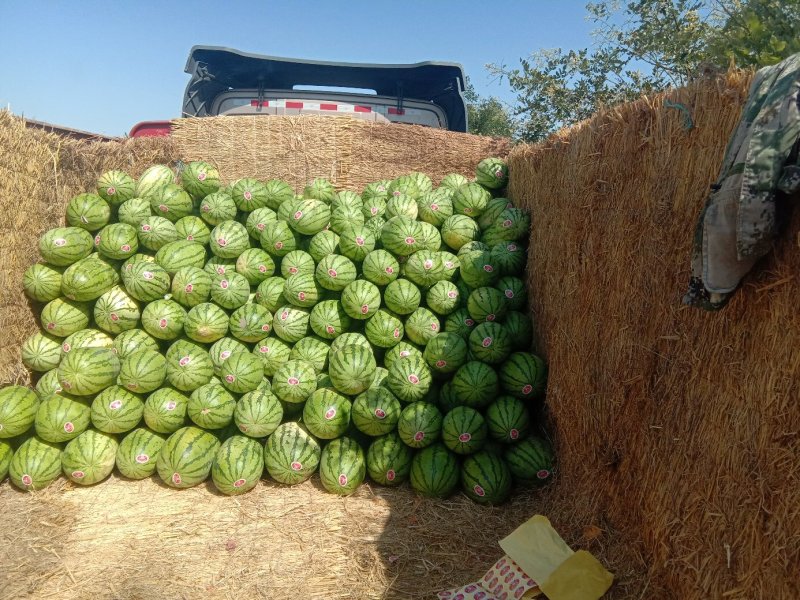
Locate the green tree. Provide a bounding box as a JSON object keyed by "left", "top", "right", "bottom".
{"left": 490, "top": 0, "right": 800, "bottom": 142}
{"left": 464, "top": 78, "right": 515, "bottom": 138}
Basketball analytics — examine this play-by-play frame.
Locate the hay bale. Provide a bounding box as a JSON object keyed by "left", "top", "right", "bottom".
{"left": 509, "top": 70, "right": 800, "bottom": 598}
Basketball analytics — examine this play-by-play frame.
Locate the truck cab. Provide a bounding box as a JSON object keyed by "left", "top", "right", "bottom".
{"left": 130, "top": 45, "right": 468, "bottom": 137}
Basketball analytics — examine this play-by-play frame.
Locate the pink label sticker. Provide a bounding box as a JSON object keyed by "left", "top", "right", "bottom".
{"left": 197, "top": 172, "right": 207, "bottom": 181}
{"left": 325, "top": 325, "right": 335, "bottom": 334}
{"left": 459, "top": 433, "right": 472, "bottom": 443}
{"left": 291, "top": 461, "right": 303, "bottom": 471}
{"left": 374, "top": 408, "right": 386, "bottom": 419}
{"left": 244, "top": 191, "right": 252, "bottom": 201}
{"left": 186, "top": 235, "right": 194, "bottom": 242}
{"left": 288, "top": 377, "right": 299, "bottom": 385}
{"left": 495, "top": 169, "right": 504, "bottom": 178}
{"left": 408, "top": 374, "right": 419, "bottom": 384}
{"left": 107, "top": 186, "right": 116, "bottom": 195}
{"left": 220, "top": 280, "right": 229, "bottom": 289}
{"left": 463, "top": 207, "right": 472, "bottom": 214}
{"left": 216, "top": 266, "right": 226, "bottom": 275}
{"left": 166, "top": 401, "right": 177, "bottom": 410}
{"left": 324, "top": 408, "right": 337, "bottom": 420}
{"left": 21, "top": 474, "right": 32, "bottom": 486}
{"left": 225, "top": 374, "right": 235, "bottom": 383}
{"left": 447, "top": 291, "right": 457, "bottom": 299}
{"left": 445, "top": 261, "right": 454, "bottom": 269}
{"left": 172, "top": 472, "right": 182, "bottom": 485}
{"left": 465, "top": 319, "right": 475, "bottom": 326}
{"left": 63, "top": 422, "right": 74, "bottom": 433}
{"left": 486, "top": 314, "right": 496, "bottom": 322}
{"left": 184, "top": 283, "right": 194, "bottom": 293}
{"left": 258, "top": 346, "right": 269, "bottom": 354}
{"left": 505, "top": 289, "right": 514, "bottom": 299}
{"left": 72, "top": 470, "right": 85, "bottom": 479}
{"left": 338, "top": 474, "right": 348, "bottom": 486}
{"left": 473, "top": 484, "right": 485, "bottom": 497}
{"left": 275, "top": 241, "right": 283, "bottom": 250}
{"left": 94, "top": 235, "right": 101, "bottom": 245}
{"left": 289, "top": 267, "right": 298, "bottom": 274}
{"left": 328, "top": 268, "right": 337, "bottom": 277}
{"left": 414, "top": 431, "right": 425, "bottom": 442}
{"left": 281, "top": 310, "right": 289, "bottom": 320}
{"left": 371, "top": 206, "right": 378, "bottom": 216}
{"left": 298, "top": 292, "right": 306, "bottom": 301}
{"left": 142, "top": 271, "right": 154, "bottom": 280}
{"left": 404, "top": 236, "right": 415, "bottom": 245}
{"left": 109, "top": 400, "right": 123, "bottom": 410}
{"left": 393, "top": 191, "right": 401, "bottom": 196}
{"left": 360, "top": 304, "right": 369, "bottom": 315}
{"left": 508, "top": 243, "right": 518, "bottom": 251}
{"left": 258, "top": 264, "right": 267, "bottom": 273}
{"left": 261, "top": 324, "right": 270, "bottom": 332}
{"left": 159, "top": 204, "right": 169, "bottom": 213}
{"left": 141, "top": 224, "right": 151, "bottom": 232}
{"left": 522, "top": 384, "right": 533, "bottom": 395}
{"left": 435, "top": 360, "right": 447, "bottom": 368}
{"left": 423, "top": 260, "right": 433, "bottom": 270}
{"left": 233, "top": 478, "right": 246, "bottom": 488}
{"left": 509, "top": 428, "right": 519, "bottom": 440}
{"left": 356, "top": 237, "right": 365, "bottom": 246}
{"left": 400, "top": 350, "right": 410, "bottom": 358}
{"left": 430, "top": 323, "right": 438, "bottom": 331}
{"left": 483, "top": 264, "right": 494, "bottom": 272}
{"left": 53, "top": 238, "right": 67, "bottom": 247}
{"left": 482, "top": 337, "right": 493, "bottom": 348}
{"left": 121, "top": 244, "right": 131, "bottom": 252}
{"left": 293, "top": 211, "right": 303, "bottom": 220}
{"left": 217, "top": 237, "right": 228, "bottom": 247}
{"left": 201, "top": 204, "right": 211, "bottom": 212}
{"left": 430, "top": 203, "right": 439, "bottom": 211}
{"left": 179, "top": 356, "right": 191, "bottom": 367}
{"left": 502, "top": 219, "right": 513, "bottom": 228}
{"left": 385, "top": 266, "right": 394, "bottom": 274}
{"left": 257, "top": 223, "right": 265, "bottom": 231}
{"left": 46, "top": 322, "right": 56, "bottom": 330}
{"left": 159, "top": 318, "right": 168, "bottom": 329}
{"left": 393, "top": 328, "right": 400, "bottom": 338}
{"left": 62, "top": 343, "right": 71, "bottom": 353}
{"left": 110, "top": 313, "right": 119, "bottom": 322}
{"left": 220, "top": 350, "right": 232, "bottom": 359}
{"left": 386, "top": 469, "right": 395, "bottom": 481}
{"left": 537, "top": 469, "right": 551, "bottom": 480}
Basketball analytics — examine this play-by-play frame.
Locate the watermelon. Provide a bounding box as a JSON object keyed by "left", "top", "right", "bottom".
{"left": 144, "top": 387, "right": 189, "bottom": 433}
{"left": 328, "top": 344, "right": 377, "bottom": 396}
{"left": 397, "top": 401, "right": 442, "bottom": 448}
{"left": 263, "top": 179, "right": 295, "bottom": 210}
{"left": 422, "top": 332, "right": 468, "bottom": 374}
{"left": 404, "top": 307, "right": 441, "bottom": 346}
{"left": 250, "top": 337, "right": 292, "bottom": 377}
{"left": 290, "top": 336, "right": 330, "bottom": 372}
{"left": 380, "top": 216, "right": 423, "bottom": 257}
{"left": 287, "top": 199, "right": 331, "bottom": 235}
{"left": 35, "top": 369, "right": 63, "bottom": 400}
{"left": 62, "top": 429, "right": 118, "bottom": 485}
{"left": 315, "top": 254, "right": 357, "bottom": 292}
{"left": 461, "top": 451, "right": 512, "bottom": 504}
{"left": 319, "top": 437, "right": 365, "bottom": 496}
{"left": 260, "top": 220, "right": 298, "bottom": 258}
{"left": 0, "top": 439, "right": 12, "bottom": 481}
{"left": 211, "top": 435, "right": 264, "bottom": 495}
{"left": 383, "top": 279, "right": 421, "bottom": 315}
{"left": 303, "top": 388, "right": 351, "bottom": 439}
{"left": 504, "top": 311, "right": 534, "bottom": 350}
{"left": 362, "top": 180, "right": 390, "bottom": 202}
{"left": 307, "top": 230, "right": 340, "bottom": 262}
{"left": 57, "top": 347, "right": 119, "bottom": 396}
{"left": 332, "top": 190, "right": 363, "bottom": 211}
{"left": 8, "top": 436, "right": 63, "bottom": 491}
{"left": 137, "top": 216, "right": 179, "bottom": 251}
{"left": 384, "top": 341, "right": 423, "bottom": 372}
{"left": 365, "top": 309, "right": 404, "bottom": 348}
{"left": 451, "top": 362, "right": 499, "bottom": 409}
{"left": 499, "top": 353, "right": 547, "bottom": 400}
{"left": 155, "top": 240, "right": 206, "bottom": 275}
{"left": 35, "top": 394, "right": 91, "bottom": 443}
{"left": 341, "top": 280, "right": 381, "bottom": 321}
{"left": 458, "top": 241, "right": 490, "bottom": 257}
{"left": 417, "top": 190, "right": 454, "bottom": 227}
{"left": 149, "top": 183, "right": 193, "bottom": 222}
{"left": 271, "top": 360, "right": 317, "bottom": 404}
{"left": 21, "top": 331, "right": 62, "bottom": 372}
{"left": 444, "top": 308, "right": 477, "bottom": 340}
{"left": 117, "top": 197, "right": 153, "bottom": 227}
{"left": 39, "top": 227, "right": 94, "bottom": 266}
{"left": 219, "top": 352, "right": 264, "bottom": 394}
{"left": 416, "top": 221, "right": 442, "bottom": 252}
{"left": 302, "top": 178, "right": 335, "bottom": 202}
{"left": 175, "top": 216, "right": 211, "bottom": 245}
{"left": 467, "top": 287, "right": 508, "bottom": 324}
{"left": 234, "top": 389, "right": 283, "bottom": 437}
{"left": 283, "top": 273, "right": 321, "bottom": 308}
{"left": 188, "top": 383, "right": 237, "bottom": 429}
{"left": 181, "top": 161, "right": 220, "bottom": 200}
{"left": 309, "top": 300, "right": 352, "bottom": 340}
{"left": 352, "top": 388, "right": 401, "bottom": 437}
{"left": 229, "top": 304, "right": 273, "bottom": 343}
{"left": 118, "top": 349, "right": 167, "bottom": 394}
{"left": 204, "top": 256, "right": 236, "bottom": 278}
{"left": 199, "top": 191, "right": 237, "bottom": 225}
{"left": 364, "top": 216, "right": 386, "bottom": 240}
{"left": 185, "top": 302, "right": 229, "bottom": 343}
{"left": 23, "top": 263, "right": 63, "bottom": 303}
{"left": 60, "top": 328, "right": 113, "bottom": 356}
{"left": 97, "top": 170, "right": 136, "bottom": 205}
{"left": 410, "top": 443, "right": 459, "bottom": 498}
{"left": 255, "top": 277, "right": 287, "bottom": 313}
{"left": 112, "top": 329, "right": 159, "bottom": 359}
{"left": 94, "top": 223, "right": 137, "bottom": 261}
{"left": 0, "top": 386, "right": 39, "bottom": 438}
{"left": 452, "top": 183, "right": 491, "bottom": 217}
{"left": 330, "top": 332, "right": 371, "bottom": 354}
{"left": 94, "top": 286, "right": 140, "bottom": 333}
{"left": 157, "top": 426, "right": 221, "bottom": 488}
{"left": 231, "top": 178, "right": 269, "bottom": 211}
{"left": 136, "top": 165, "right": 175, "bottom": 198}
{"left": 361, "top": 250, "right": 400, "bottom": 286}
{"left": 272, "top": 305, "right": 310, "bottom": 343}
{"left": 441, "top": 215, "right": 480, "bottom": 250}
{"left": 121, "top": 261, "right": 171, "bottom": 302}
{"left": 141, "top": 299, "right": 187, "bottom": 341}
{"left": 236, "top": 248, "right": 275, "bottom": 285}
{"left": 245, "top": 207, "right": 278, "bottom": 239}
{"left": 504, "top": 436, "right": 553, "bottom": 483}
{"left": 366, "top": 433, "right": 413, "bottom": 486}
{"left": 370, "top": 367, "right": 389, "bottom": 390}
{"left": 171, "top": 266, "right": 212, "bottom": 308}
{"left": 437, "top": 381, "right": 461, "bottom": 413}
{"left": 491, "top": 241, "right": 526, "bottom": 276}
{"left": 478, "top": 197, "right": 514, "bottom": 230}
{"left": 210, "top": 221, "right": 250, "bottom": 259}
{"left": 164, "top": 339, "right": 214, "bottom": 392}
{"left": 493, "top": 276, "right": 527, "bottom": 313}
{"left": 468, "top": 322, "right": 512, "bottom": 365}
{"left": 426, "top": 280, "right": 460, "bottom": 316}
{"left": 490, "top": 207, "right": 530, "bottom": 242}
{"left": 116, "top": 427, "right": 166, "bottom": 479}
{"left": 210, "top": 272, "right": 250, "bottom": 310}
{"left": 362, "top": 196, "right": 387, "bottom": 220}
{"left": 66, "top": 193, "right": 111, "bottom": 231}
{"left": 475, "top": 157, "right": 508, "bottom": 189}
{"left": 338, "top": 225, "right": 376, "bottom": 262}
{"left": 387, "top": 193, "right": 419, "bottom": 220}
{"left": 459, "top": 250, "right": 500, "bottom": 288}
{"left": 486, "top": 396, "right": 530, "bottom": 443}
{"left": 442, "top": 406, "right": 488, "bottom": 455}
{"left": 329, "top": 204, "right": 364, "bottom": 235}
{"left": 60, "top": 256, "right": 118, "bottom": 302}
{"left": 439, "top": 173, "right": 470, "bottom": 191}
{"left": 402, "top": 251, "right": 443, "bottom": 288}
{"left": 263, "top": 422, "right": 321, "bottom": 485}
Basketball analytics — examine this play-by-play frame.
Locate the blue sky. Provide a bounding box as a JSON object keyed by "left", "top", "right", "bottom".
{"left": 0, "top": 1, "right": 596, "bottom": 136}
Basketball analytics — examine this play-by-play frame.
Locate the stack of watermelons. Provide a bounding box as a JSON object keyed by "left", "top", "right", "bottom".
{"left": 0, "top": 157, "right": 553, "bottom": 504}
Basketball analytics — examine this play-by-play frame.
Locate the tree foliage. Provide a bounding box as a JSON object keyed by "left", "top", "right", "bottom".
{"left": 464, "top": 78, "right": 515, "bottom": 138}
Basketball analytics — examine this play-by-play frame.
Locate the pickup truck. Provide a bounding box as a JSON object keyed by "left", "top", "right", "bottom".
{"left": 130, "top": 45, "right": 468, "bottom": 137}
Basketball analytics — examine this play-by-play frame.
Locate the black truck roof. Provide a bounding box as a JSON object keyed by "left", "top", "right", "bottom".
{"left": 182, "top": 45, "right": 468, "bottom": 132}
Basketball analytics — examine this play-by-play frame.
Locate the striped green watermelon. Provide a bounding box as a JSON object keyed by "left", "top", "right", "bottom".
{"left": 155, "top": 240, "right": 207, "bottom": 275}
{"left": 410, "top": 443, "right": 458, "bottom": 498}
{"left": 461, "top": 451, "right": 512, "bottom": 504}
{"left": 488, "top": 208, "right": 530, "bottom": 242}
{"left": 417, "top": 222, "right": 443, "bottom": 252}
{"left": 315, "top": 254, "right": 357, "bottom": 292}
{"left": 436, "top": 381, "right": 461, "bottom": 413}
{"left": 451, "top": 362, "right": 498, "bottom": 409}
{"left": 234, "top": 389, "right": 283, "bottom": 437}
{"left": 62, "top": 429, "right": 118, "bottom": 485}
{"left": 402, "top": 251, "right": 443, "bottom": 288}
{"left": 8, "top": 436, "right": 63, "bottom": 491}
{"left": 21, "top": 331, "right": 62, "bottom": 372}
{"left": 361, "top": 250, "right": 400, "bottom": 286}
{"left": 210, "top": 221, "right": 250, "bottom": 259}
{"left": 365, "top": 309, "right": 404, "bottom": 348}
{"left": 328, "top": 344, "right": 377, "bottom": 396}
{"left": 112, "top": 329, "right": 159, "bottom": 359}
{"left": 467, "top": 287, "right": 508, "bottom": 323}
{"left": 452, "top": 183, "right": 491, "bottom": 217}
{"left": 307, "top": 230, "right": 340, "bottom": 262}
{"left": 370, "top": 367, "right": 389, "bottom": 390}
{"left": 236, "top": 248, "right": 275, "bottom": 285}
{"left": 442, "top": 406, "right": 487, "bottom": 455}
{"left": 35, "top": 394, "right": 91, "bottom": 443}
{"left": 66, "top": 193, "right": 111, "bottom": 231}
{"left": 137, "top": 216, "right": 179, "bottom": 251}
{"left": 383, "top": 279, "right": 421, "bottom": 316}
{"left": 204, "top": 256, "right": 236, "bottom": 277}
{"left": 338, "top": 225, "right": 376, "bottom": 262}
{"left": 352, "top": 388, "right": 401, "bottom": 437}
{"left": 57, "top": 347, "right": 119, "bottom": 396}
{"left": 250, "top": 337, "right": 292, "bottom": 377}
{"left": 380, "top": 217, "right": 422, "bottom": 257}
{"left": 287, "top": 199, "right": 331, "bottom": 235}
{"left": 457, "top": 241, "right": 490, "bottom": 257}
{"left": 39, "top": 227, "right": 94, "bottom": 267}
{"left": 199, "top": 191, "right": 237, "bottom": 226}
{"left": 188, "top": 383, "right": 237, "bottom": 429}
{"left": 386, "top": 193, "right": 418, "bottom": 220}
{"left": 0, "top": 439, "right": 12, "bottom": 481}
{"left": 341, "top": 280, "right": 381, "bottom": 320}
{"left": 94, "top": 286, "right": 140, "bottom": 333}
{"left": 180, "top": 161, "right": 220, "bottom": 200}
{"left": 366, "top": 433, "right": 413, "bottom": 486}
{"left": 504, "top": 436, "right": 553, "bottom": 483}
{"left": 165, "top": 339, "right": 214, "bottom": 392}
{"left": 149, "top": 183, "right": 193, "bottom": 222}
{"left": 319, "top": 437, "right": 365, "bottom": 496}
{"left": 60, "top": 328, "right": 113, "bottom": 356}
{"left": 383, "top": 341, "right": 423, "bottom": 371}
{"left": 141, "top": 299, "right": 187, "bottom": 341}
{"left": 443, "top": 308, "right": 477, "bottom": 340}
{"left": 496, "top": 275, "right": 527, "bottom": 312}
{"left": 185, "top": 302, "right": 229, "bottom": 343}
{"left": 245, "top": 207, "right": 278, "bottom": 239}
{"left": 121, "top": 261, "right": 171, "bottom": 302}
{"left": 229, "top": 304, "right": 273, "bottom": 343}
{"left": 290, "top": 336, "right": 330, "bottom": 372}
{"left": 486, "top": 396, "right": 530, "bottom": 443}
{"left": 135, "top": 165, "right": 174, "bottom": 199}
{"left": 95, "top": 223, "right": 138, "bottom": 260}
{"left": 491, "top": 241, "right": 526, "bottom": 276}
{"left": 116, "top": 427, "right": 166, "bottom": 479}
{"left": 271, "top": 360, "right": 317, "bottom": 404}
{"left": 329, "top": 332, "right": 371, "bottom": 354}
{"left": 329, "top": 204, "right": 364, "bottom": 235}
{"left": 459, "top": 250, "right": 500, "bottom": 288}
{"left": 97, "top": 170, "right": 136, "bottom": 205}
{"left": 475, "top": 157, "right": 508, "bottom": 189}
{"left": 362, "top": 180, "right": 390, "bottom": 202}
{"left": 469, "top": 322, "right": 512, "bottom": 365}
{"left": 262, "top": 179, "right": 294, "bottom": 210}
{"left": 260, "top": 220, "right": 298, "bottom": 258}
{"left": 417, "top": 190, "right": 454, "bottom": 227}
{"left": 60, "top": 256, "right": 118, "bottom": 302}
{"left": 157, "top": 426, "right": 221, "bottom": 488}
{"left": 478, "top": 197, "right": 514, "bottom": 230}
{"left": 303, "top": 388, "right": 351, "bottom": 439}
{"left": 441, "top": 215, "right": 480, "bottom": 251}
{"left": 118, "top": 350, "right": 167, "bottom": 394}
{"left": 397, "top": 401, "right": 442, "bottom": 448}
{"left": 175, "top": 216, "right": 211, "bottom": 245}
{"left": 273, "top": 305, "right": 310, "bottom": 343}
{"left": 439, "top": 173, "right": 470, "bottom": 191}
{"left": 211, "top": 435, "right": 264, "bottom": 495}
{"left": 263, "top": 422, "right": 321, "bottom": 484}
{"left": 504, "top": 311, "right": 533, "bottom": 350}
{"left": 426, "top": 281, "right": 460, "bottom": 316}
{"left": 231, "top": 178, "right": 269, "bottom": 211}
{"left": 332, "top": 190, "right": 363, "bottom": 211}
{"left": 209, "top": 272, "right": 250, "bottom": 310}
{"left": 144, "top": 387, "right": 189, "bottom": 433}
{"left": 364, "top": 216, "right": 386, "bottom": 240}
{"left": 309, "top": 300, "right": 351, "bottom": 340}
{"left": 302, "top": 178, "right": 335, "bottom": 202}
{"left": 219, "top": 352, "right": 264, "bottom": 394}
{"left": 423, "top": 332, "right": 468, "bottom": 374}
{"left": 499, "top": 352, "right": 546, "bottom": 400}
{"left": 283, "top": 273, "right": 321, "bottom": 308}
{"left": 254, "top": 277, "right": 286, "bottom": 313}
{"left": 404, "top": 308, "right": 440, "bottom": 346}
{"left": 23, "top": 263, "right": 63, "bottom": 303}
{"left": 117, "top": 197, "right": 153, "bottom": 227}
{"left": 0, "top": 386, "right": 39, "bottom": 438}
{"left": 361, "top": 194, "right": 387, "bottom": 220}
{"left": 171, "top": 266, "right": 212, "bottom": 308}
{"left": 35, "top": 369, "right": 62, "bottom": 400}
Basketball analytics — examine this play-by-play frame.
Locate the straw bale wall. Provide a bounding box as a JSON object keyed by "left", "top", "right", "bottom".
{"left": 509, "top": 70, "right": 800, "bottom": 598}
